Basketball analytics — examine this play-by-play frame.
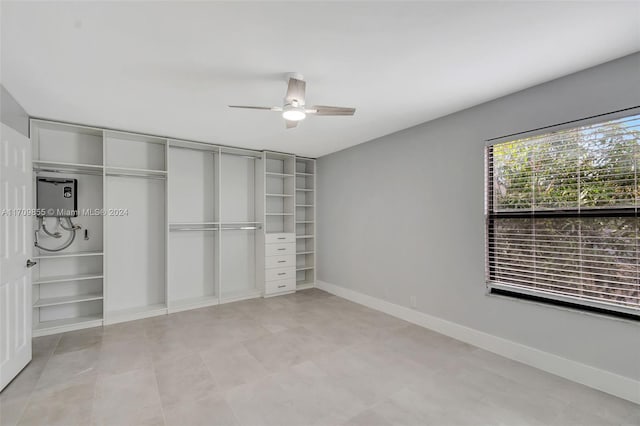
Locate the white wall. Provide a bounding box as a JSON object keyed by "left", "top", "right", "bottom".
{"left": 317, "top": 53, "right": 640, "bottom": 381}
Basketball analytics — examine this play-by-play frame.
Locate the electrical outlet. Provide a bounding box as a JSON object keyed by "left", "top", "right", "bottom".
{"left": 410, "top": 295, "right": 417, "bottom": 308}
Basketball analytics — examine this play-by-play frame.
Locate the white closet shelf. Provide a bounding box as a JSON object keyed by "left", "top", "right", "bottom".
{"left": 266, "top": 193, "right": 293, "bottom": 197}
{"left": 266, "top": 213, "right": 294, "bottom": 216}
{"left": 33, "top": 250, "right": 103, "bottom": 259}
{"left": 296, "top": 266, "right": 314, "bottom": 271}
{"left": 105, "top": 166, "right": 167, "bottom": 177}
{"left": 33, "top": 160, "right": 103, "bottom": 173}
{"left": 266, "top": 172, "right": 295, "bottom": 177}
{"left": 296, "top": 251, "right": 315, "bottom": 255}
{"left": 34, "top": 315, "right": 103, "bottom": 333}
{"left": 33, "top": 273, "right": 104, "bottom": 285}
{"left": 34, "top": 293, "right": 103, "bottom": 308}
{"left": 296, "top": 235, "right": 314, "bottom": 239}
{"left": 295, "top": 188, "right": 314, "bottom": 192}
{"left": 296, "top": 172, "right": 314, "bottom": 176}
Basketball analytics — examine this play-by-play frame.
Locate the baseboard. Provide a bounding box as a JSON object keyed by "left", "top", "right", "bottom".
{"left": 104, "top": 305, "right": 168, "bottom": 325}
{"left": 317, "top": 280, "right": 640, "bottom": 405}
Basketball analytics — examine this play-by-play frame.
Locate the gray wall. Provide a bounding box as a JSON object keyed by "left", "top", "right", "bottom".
{"left": 317, "top": 53, "right": 640, "bottom": 380}
{"left": 1, "top": 84, "right": 29, "bottom": 137}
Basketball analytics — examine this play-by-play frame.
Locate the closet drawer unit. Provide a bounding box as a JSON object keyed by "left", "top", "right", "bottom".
{"left": 265, "top": 278, "right": 296, "bottom": 295}
{"left": 266, "top": 267, "right": 295, "bottom": 282}
{"left": 265, "top": 233, "right": 295, "bottom": 244}
{"left": 265, "top": 255, "right": 295, "bottom": 269}
{"left": 265, "top": 243, "right": 295, "bottom": 257}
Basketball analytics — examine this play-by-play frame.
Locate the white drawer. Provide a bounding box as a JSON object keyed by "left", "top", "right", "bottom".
{"left": 266, "top": 233, "right": 295, "bottom": 244}
{"left": 266, "top": 255, "right": 295, "bottom": 269}
{"left": 266, "top": 267, "right": 295, "bottom": 282}
{"left": 266, "top": 243, "right": 295, "bottom": 257}
{"left": 265, "top": 278, "right": 296, "bottom": 295}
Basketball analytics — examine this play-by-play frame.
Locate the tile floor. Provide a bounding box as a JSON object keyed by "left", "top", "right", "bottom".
{"left": 0, "top": 289, "right": 638, "bottom": 426}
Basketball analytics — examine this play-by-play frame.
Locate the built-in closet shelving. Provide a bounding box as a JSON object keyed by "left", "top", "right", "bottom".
{"left": 263, "top": 152, "right": 296, "bottom": 233}
{"left": 258, "top": 153, "right": 297, "bottom": 296}
{"left": 31, "top": 121, "right": 106, "bottom": 336}
{"left": 29, "top": 119, "right": 316, "bottom": 336}
{"left": 295, "top": 158, "right": 316, "bottom": 289}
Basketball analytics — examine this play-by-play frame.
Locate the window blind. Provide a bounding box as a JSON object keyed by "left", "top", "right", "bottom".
{"left": 486, "top": 114, "right": 640, "bottom": 318}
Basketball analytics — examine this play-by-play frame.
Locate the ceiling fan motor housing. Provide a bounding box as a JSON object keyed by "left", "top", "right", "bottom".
{"left": 282, "top": 104, "right": 306, "bottom": 121}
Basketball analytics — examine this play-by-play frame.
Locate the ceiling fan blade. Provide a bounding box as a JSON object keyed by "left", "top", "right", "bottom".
{"left": 228, "top": 105, "right": 282, "bottom": 111}
{"left": 285, "top": 120, "right": 298, "bottom": 129}
{"left": 285, "top": 78, "right": 306, "bottom": 104}
{"left": 307, "top": 105, "right": 356, "bottom": 116}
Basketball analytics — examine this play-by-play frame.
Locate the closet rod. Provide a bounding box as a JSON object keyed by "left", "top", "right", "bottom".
{"left": 169, "top": 145, "right": 259, "bottom": 159}
{"left": 220, "top": 152, "right": 259, "bottom": 159}
{"left": 34, "top": 168, "right": 103, "bottom": 177}
{"left": 220, "top": 226, "right": 261, "bottom": 230}
{"left": 170, "top": 228, "right": 219, "bottom": 232}
{"left": 106, "top": 173, "right": 167, "bottom": 180}
{"left": 169, "top": 144, "right": 219, "bottom": 154}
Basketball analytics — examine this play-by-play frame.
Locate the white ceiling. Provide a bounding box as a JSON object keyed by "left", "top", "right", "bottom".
{"left": 2, "top": 2, "right": 639, "bottom": 157}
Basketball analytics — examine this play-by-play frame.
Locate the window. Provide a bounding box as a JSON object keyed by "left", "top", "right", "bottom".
{"left": 486, "top": 113, "right": 640, "bottom": 319}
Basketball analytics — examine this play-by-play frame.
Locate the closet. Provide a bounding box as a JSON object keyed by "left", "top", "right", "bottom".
{"left": 29, "top": 119, "right": 316, "bottom": 336}
{"left": 168, "top": 140, "right": 219, "bottom": 311}
{"left": 104, "top": 131, "right": 168, "bottom": 323}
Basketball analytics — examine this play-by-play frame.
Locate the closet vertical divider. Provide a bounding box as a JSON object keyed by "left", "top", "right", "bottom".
{"left": 215, "top": 146, "right": 222, "bottom": 304}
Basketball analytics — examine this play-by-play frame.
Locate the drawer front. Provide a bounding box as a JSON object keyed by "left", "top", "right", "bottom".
{"left": 266, "top": 233, "right": 295, "bottom": 244}
{"left": 266, "top": 267, "right": 295, "bottom": 282}
{"left": 265, "top": 255, "right": 295, "bottom": 269}
{"left": 265, "top": 278, "right": 296, "bottom": 295}
{"left": 265, "top": 243, "right": 295, "bottom": 257}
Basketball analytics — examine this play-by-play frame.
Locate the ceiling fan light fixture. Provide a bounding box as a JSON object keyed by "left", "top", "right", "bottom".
{"left": 282, "top": 106, "right": 306, "bottom": 121}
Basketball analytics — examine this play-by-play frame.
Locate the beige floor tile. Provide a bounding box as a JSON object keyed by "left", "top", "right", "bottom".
{"left": 17, "top": 375, "right": 96, "bottom": 426}
{"left": 201, "top": 343, "right": 270, "bottom": 392}
{"left": 226, "top": 361, "right": 366, "bottom": 426}
{"left": 53, "top": 327, "right": 103, "bottom": 355}
{"left": 163, "top": 394, "right": 238, "bottom": 426}
{"left": 32, "top": 335, "right": 61, "bottom": 360}
{"left": 97, "top": 335, "right": 152, "bottom": 375}
{"left": 0, "top": 394, "right": 30, "bottom": 426}
{"left": 35, "top": 346, "right": 100, "bottom": 390}
{"left": 243, "top": 326, "right": 339, "bottom": 372}
{"left": 342, "top": 409, "right": 393, "bottom": 426}
{"left": 154, "top": 353, "right": 217, "bottom": 409}
{"left": 92, "top": 368, "right": 164, "bottom": 426}
{"left": 146, "top": 331, "right": 194, "bottom": 365}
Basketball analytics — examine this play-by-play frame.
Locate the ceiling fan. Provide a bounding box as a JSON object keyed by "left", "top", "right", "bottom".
{"left": 228, "top": 73, "right": 356, "bottom": 129}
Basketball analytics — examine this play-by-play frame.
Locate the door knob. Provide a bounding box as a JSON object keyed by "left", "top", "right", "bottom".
{"left": 26, "top": 259, "right": 37, "bottom": 268}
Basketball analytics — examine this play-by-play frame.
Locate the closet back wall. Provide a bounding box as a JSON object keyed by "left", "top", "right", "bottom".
{"left": 317, "top": 52, "right": 640, "bottom": 381}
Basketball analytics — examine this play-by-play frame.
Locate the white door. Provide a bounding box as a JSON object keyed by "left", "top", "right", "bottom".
{"left": 0, "top": 123, "right": 33, "bottom": 391}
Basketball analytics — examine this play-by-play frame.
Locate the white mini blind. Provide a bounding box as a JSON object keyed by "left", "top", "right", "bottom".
{"left": 486, "top": 114, "right": 640, "bottom": 317}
